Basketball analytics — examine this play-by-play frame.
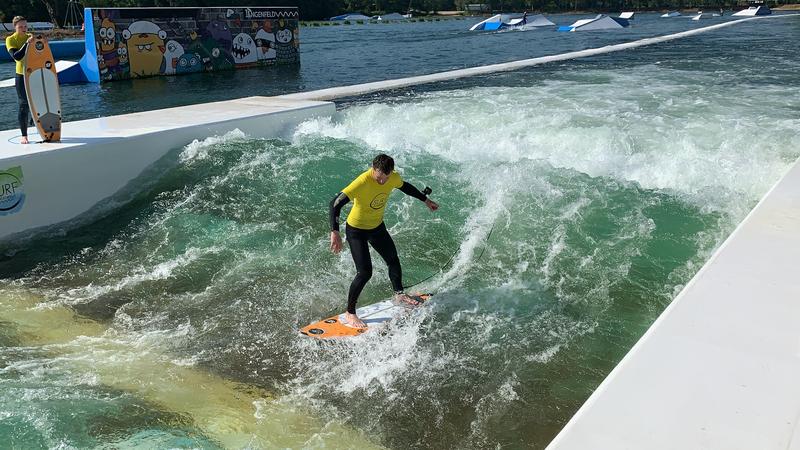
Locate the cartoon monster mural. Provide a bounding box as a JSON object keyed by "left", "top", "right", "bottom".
{"left": 254, "top": 28, "right": 275, "bottom": 62}
{"left": 188, "top": 36, "right": 234, "bottom": 71}
{"left": 163, "top": 40, "right": 185, "bottom": 75}
{"left": 231, "top": 33, "right": 258, "bottom": 65}
{"left": 274, "top": 20, "right": 298, "bottom": 63}
{"left": 176, "top": 53, "right": 203, "bottom": 74}
{"left": 90, "top": 7, "right": 300, "bottom": 82}
{"left": 97, "top": 54, "right": 110, "bottom": 80}
{"left": 203, "top": 19, "right": 233, "bottom": 55}
{"left": 123, "top": 20, "right": 167, "bottom": 78}
{"left": 98, "top": 18, "right": 120, "bottom": 72}
{"left": 116, "top": 42, "right": 130, "bottom": 78}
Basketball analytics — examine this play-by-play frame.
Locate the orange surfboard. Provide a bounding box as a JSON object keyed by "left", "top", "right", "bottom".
{"left": 24, "top": 35, "right": 62, "bottom": 142}
{"left": 300, "top": 294, "right": 431, "bottom": 339}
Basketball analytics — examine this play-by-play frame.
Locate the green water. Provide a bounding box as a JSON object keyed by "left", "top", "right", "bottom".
{"left": 1, "top": 16, "right": 800, "bottom": 450}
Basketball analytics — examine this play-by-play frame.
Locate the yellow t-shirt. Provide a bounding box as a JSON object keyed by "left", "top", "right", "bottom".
{"left": 342, "top": 168, "right": 403, "bottom": 230}
{"left": 5, "top": 32, "right": 28, "bottom": 75}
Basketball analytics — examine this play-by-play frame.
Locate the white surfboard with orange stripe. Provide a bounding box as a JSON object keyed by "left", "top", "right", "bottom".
{"left": 300, "top": 294, "right": 431, "bottom": 339}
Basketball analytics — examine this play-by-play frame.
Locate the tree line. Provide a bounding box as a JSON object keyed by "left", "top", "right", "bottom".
{"left": 1, "top": 0, "right": 788, "bottom": 25}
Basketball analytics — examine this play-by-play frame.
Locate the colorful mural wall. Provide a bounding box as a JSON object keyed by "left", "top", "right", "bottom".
{"left": 83, "top": 7, "right": 300, "bottom": 82}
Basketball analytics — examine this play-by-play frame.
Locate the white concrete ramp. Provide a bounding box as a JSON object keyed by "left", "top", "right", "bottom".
{"left": 0, "top": 97, "right": 334, "bottom": 244}
{"left": 547, "top": 158, "right": 800, "bottom": 449}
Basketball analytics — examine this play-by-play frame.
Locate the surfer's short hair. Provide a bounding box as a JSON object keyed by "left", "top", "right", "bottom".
{"left": 372, "top": 154, "right": 394, "bottom": 174}
{"left": 12, "top": 16, "right": 26, "bottom": 25}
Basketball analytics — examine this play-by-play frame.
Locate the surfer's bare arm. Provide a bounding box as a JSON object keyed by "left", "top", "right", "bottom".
{"left": 399, "top": 182, "right": 438, "bottom": 211}
{"left": 329, "top": 192, "right": 350, "bottom": 253}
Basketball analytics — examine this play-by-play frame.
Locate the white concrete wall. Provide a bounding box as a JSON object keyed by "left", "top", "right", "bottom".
{"left": 546, "top": 156, "right": 800, "bottom": 449}
{"left": 0, "top": 97, "right": 334, "bottom": 245}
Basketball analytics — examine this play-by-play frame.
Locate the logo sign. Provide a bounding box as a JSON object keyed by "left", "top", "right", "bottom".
{"left": 370, "top": 193, "right": 388, "bottom": 210}
{"left": 0, "top": 166, "right": 25, "bottom": 216}
{"left": 244, "top": 8, "right": 299, "bottom": 19}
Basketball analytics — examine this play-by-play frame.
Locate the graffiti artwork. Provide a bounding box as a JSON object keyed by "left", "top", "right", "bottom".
{"left": 85, "top": 7, "right": 300, "bottom": 81}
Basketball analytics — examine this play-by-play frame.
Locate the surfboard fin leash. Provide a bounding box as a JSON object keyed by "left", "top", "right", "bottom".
{"left": 404, "top": 186, "right": 497, "bottom": 292}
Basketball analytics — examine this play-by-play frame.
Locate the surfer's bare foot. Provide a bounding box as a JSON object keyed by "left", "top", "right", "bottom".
{"left": 20, "top": 136, "right": 29, "bottom": 144}
{"left": 394, "top": 292, "right": 422, "bottom": 307}
{"left": 343, "top": 312, "right": 367, "bottom": 328}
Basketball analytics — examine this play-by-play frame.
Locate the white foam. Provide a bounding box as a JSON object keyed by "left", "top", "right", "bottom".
{"left": 179, "top": 128, "right": 248, "bottom": 163}
{"left": 296, "top": 74, "right": 800, "bottom": 218}
{"left": 53, "top": 246, "right": 218, "bottom": 306}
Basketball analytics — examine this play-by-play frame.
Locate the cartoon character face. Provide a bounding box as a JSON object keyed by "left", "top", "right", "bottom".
{"left": 254, "top": 29, "right": 275, "bottom": 61}
{"left": 200, "top": 37, "right": 233, "bottom": 70}
{"left": 276, "top": 28, "right": 292, "bottom": 45}
{"left": 176, "top": 53, "right": 203, "bottom": 74}
{"left": 98, "top": 18, "right": 116, "bottom": 53}
{"left": 232, "top": 33, "right": 257, "bottom": 64}
{"left": 117, "top": 43, "right": 128, "bottom": 64}
{"left": 163, "top": 39, "right": 185, "bottom": 75}
{"left": 204, "top": 19, "right": 232, "bottom": 51}
{"left": 122, "top": 20, "right": 167, "bottom": 77}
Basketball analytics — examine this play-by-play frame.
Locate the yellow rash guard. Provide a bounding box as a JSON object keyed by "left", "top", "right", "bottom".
{"left": 341, "top": 168, "right": 404, "bottom": 230}
{"left": 6, "top": 32, "right": 28, "bottom": 75}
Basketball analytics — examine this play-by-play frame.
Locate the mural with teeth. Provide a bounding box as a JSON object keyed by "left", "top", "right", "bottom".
{"left": 87, "top": 7, "right": 299, "bottom": 82}
{"left": 232, "top": 32, "right": 258, "bottom": 65}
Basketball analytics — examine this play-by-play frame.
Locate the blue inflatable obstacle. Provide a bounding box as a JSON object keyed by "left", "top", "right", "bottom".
{"left": 0, "top": 39, "right": 85, "bottom": 62}
{"left": 557, "top": 14, "right": 629, "bottom": 32}
{"left": 469, "top": 13, "right": 555, "bottom": 31}
{"left": 55, "top": 60, "right": 90, "bottom": 84}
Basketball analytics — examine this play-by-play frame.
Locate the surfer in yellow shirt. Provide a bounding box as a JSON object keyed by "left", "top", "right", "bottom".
{"left": 329, "top": 154, "right": 439, "bottom": 328}
{"left": 6, "top": 16, "right": 33, "bottom": 144}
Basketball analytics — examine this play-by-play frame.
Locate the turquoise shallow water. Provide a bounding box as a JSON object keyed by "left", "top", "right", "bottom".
{"left": 1, "top": 14, "right": 799, "bottom": 449}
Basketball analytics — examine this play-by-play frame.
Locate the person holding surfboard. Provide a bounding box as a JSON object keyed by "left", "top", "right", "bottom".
{"left": 329, "top": 154, "right": 439, "bottom": 329}
{"left": 6, "top": 16, "right": 33, "bottom": 144}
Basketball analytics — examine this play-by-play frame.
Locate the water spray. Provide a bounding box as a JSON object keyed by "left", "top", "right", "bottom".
{"left": 405, "top": 186, "right": 496, "bottom": 291}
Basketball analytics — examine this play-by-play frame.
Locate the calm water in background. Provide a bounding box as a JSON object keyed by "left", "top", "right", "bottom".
{"left": 1, "top": 13, "right": 792, "bottom": 127}
{"left": 0, "top": 13, "right": 799, "bottom": 449}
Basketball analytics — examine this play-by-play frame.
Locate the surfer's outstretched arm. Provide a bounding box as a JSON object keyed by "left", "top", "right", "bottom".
{"left": 329, "top": 192, "right": 350, "bottom": 253}
{"left": 398, "top": 182, "right": 439, "bottom": 211}
{"left": 398, "top": 182, "right": 427, "bottom": 201}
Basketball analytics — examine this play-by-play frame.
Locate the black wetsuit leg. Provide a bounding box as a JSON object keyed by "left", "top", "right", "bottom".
{"left": 368, "top": 223, "right": 403, "bottom": 294}
{"left": 345, "top": 222, "right": 404, "bottom": 314}
{"left": 346, "top": 224, "right": 373, "bottom": 314}
{"left": 15, "top": 74, "right": 29, "bottom": 138}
